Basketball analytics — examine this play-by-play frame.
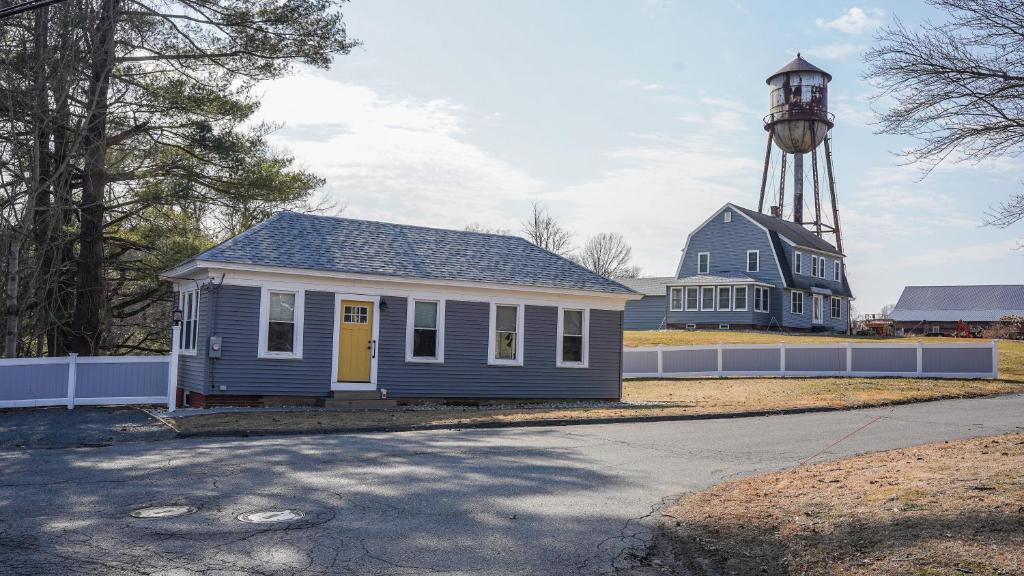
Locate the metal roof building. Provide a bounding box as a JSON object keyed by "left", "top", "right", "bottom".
{"left": 891, "top": 285, "right": 1024, "bottom": 322}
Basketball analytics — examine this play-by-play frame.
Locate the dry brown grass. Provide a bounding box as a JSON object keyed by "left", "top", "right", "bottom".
{"left": 649, "top": 434, "right": 1024, "bottom": 575}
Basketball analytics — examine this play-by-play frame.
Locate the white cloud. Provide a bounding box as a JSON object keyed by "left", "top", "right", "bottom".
{"left": 815, "top": 7, "right": 885, "bottom": 35}
{"left": 618, "top": 79, "right": 665, "bottom": 92}
{"left": 802, "top": 42, "right": 864, "bottom": 61}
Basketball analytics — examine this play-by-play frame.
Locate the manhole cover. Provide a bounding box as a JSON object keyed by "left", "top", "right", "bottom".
{"left": 130, "top": 505, "right": 197, "bottom": 519}
{"left": 236, "top": 509, "right": 305, "bottom": 523}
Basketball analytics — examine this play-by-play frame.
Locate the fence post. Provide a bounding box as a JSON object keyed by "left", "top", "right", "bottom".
{"left": 66, "top": 353, "right": 78, "bottom": 410}
{"left": 656, "top": 348, "right": 663, "bottom": 377}
{"left": 166, "top": 323, "right": 181, "bottom": 412}
{"left": 716, "top": 343, "right": 723, "bottom": 374}
{"left": 916, "top": 341, "right": 923, "bottom": 376}
{"left": 779, "top": 342, "right": 786, "bottom": 375}
{"left": 992, "top": 340, "right": 999, "bottom": 379}
{"left": 846, "top": 342, "right": 853, "bottom": 374}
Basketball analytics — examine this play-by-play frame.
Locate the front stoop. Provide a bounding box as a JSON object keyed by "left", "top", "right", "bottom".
{"left": 319, "top": 390, "right": 397, "bottom": 410}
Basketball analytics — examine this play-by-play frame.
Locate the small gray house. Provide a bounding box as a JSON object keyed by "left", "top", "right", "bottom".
{"left": 665, "top": 203, "right": 852, "bottom": 332}
{"left": 161, "top": 212, "right": 638, "bottom": 406}
{"left": 617, "top": 277, "right": 675, "bottom": 330}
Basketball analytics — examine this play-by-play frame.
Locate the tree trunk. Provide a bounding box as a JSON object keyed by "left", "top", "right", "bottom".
{"left": 71, "top": 0, "right": 119, "bottom": 355}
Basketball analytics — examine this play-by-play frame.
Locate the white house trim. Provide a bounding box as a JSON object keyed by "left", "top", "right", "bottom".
{"left": 330, "top": 293, "right": 381, "bottom": 391}
{"left": 684, "top": 287, "right": 699, "bottom": 311}
{"left": 257, "top": 287, "right": 305, "bottom": 360}
{"left": 746, "top": 250, "right": 759, "bottom": 273}
{"left": 405, "top": 297, "right": 446, "bottom": 364}
{"left": 556, "top": 306, "right": 590, "bottom": 368}
{"left": 669, "top": 287, "right": 684, "bottom": 311}
{"left": 487, "top": 302, "right": 525, "bottom": 367}
{"left": 697, "top": 252, "right": 710, "bottom": 274}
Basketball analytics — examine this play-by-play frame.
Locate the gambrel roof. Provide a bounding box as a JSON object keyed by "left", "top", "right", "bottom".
{"left": 732, "top": 205, "right": 842, "bottom": 256}
{"left": 170, "top": 212, "right": 635, "bottom": 295}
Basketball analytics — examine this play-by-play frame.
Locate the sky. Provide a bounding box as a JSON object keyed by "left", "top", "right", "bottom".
{"left": 253, "top": 0, "right": 1023, "bottom": 316}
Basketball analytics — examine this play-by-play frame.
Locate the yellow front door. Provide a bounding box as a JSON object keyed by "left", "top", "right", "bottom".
{"left": 338, "top": 301, "right": 374, "bottom": 382}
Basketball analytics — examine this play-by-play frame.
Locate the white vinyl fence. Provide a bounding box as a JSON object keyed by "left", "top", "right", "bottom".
{"left": 623, "top": 341, "right": 999, "bottom": 380}
{"left": 0, "top": 326, "right": 180, "bottom": 411}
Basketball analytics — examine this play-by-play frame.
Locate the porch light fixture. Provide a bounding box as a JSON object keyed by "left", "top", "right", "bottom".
{"left": 379, "top": 298, "right": 388, "bottom": 312}
{"left": 172, "top": 307, "right": 183, "bottom": 327}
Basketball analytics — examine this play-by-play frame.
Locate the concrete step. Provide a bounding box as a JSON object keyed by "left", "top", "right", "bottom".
{"left": 319, "top": 398, "right": 398, "bottom": 410}
{"left": 331, "top": 390, "right": 383, "bottom": 400}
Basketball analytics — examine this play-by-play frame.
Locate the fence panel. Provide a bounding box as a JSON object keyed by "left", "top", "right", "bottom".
{"left": 0, "top": 354, "right": 173, "bottom": 409}
{"left": 623, "top": 341, "right": 998, "bottom": 380}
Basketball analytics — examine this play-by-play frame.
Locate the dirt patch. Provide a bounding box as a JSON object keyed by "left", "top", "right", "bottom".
{"left": 636, "top": 434, "right": 1024, "bottom": 575}
{"left": 168, "top": 377, "right": 1021, "bottom": 436}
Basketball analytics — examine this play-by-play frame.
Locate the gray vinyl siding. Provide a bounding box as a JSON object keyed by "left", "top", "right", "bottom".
{"left": 781, "top": 290, "right": 848, "bottom": 333}
{"left": 378, "top": 298, "right": 622, "bottom": 399}
{"left": 177, "top": 285, "right": 210, "bottom": 393}
{"left": 624, "top": 295, "right": 666, "bottom": 330}
{"left": 669, "top": 208, "right": 784, "bottom": 327}
{"left": 203, "top": 285, "right": 335, "bottom": 396}
{"left": 180, "top": 286, "right": 623, "bottom": 399}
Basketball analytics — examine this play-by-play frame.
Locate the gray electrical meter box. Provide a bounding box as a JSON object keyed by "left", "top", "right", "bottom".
{"left": 209, "top": 336, "right": 222, "bottom": 358}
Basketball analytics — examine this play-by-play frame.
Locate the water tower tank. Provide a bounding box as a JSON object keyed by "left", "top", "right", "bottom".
{"left": 764, "top": 54, "right": 833, "bottom": 154}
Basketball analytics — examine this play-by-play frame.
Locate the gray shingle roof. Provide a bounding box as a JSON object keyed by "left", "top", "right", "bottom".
{"left": 732, "top": 205, "right": 842, "bottom": 255}
{"left": 891, "top": 285, "right": 1024, "bottom": 322}
{"left": 675, "top": 273, "right": 770, "bottom": 285}
{"left": 188, "top": 212, "right": 635, "bottom": 295}
{"left": 615, "top": 277, "right": 676, "bottom": 296}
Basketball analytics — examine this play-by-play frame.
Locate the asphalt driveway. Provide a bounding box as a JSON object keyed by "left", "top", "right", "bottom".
{"left": 1, "top": 394, "right": 1022, "bottom": 575}
{"left": 0, "top": 406, "right": 175, "bottom": 449}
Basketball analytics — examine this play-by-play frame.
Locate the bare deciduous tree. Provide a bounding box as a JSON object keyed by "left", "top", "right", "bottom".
{"left": 576, "top": 232, "right": 640, "bottom": 278}
{"left": 464, "top": 223, "right": 512, "bottom": 235}
{"left": 864, "top": 0, "right": 1024, "bottom": 229}
{"left": 521, "top": 202, "right": 573, "bottom": 257}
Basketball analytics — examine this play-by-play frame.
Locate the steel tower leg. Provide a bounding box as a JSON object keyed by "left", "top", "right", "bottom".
{"left": 811, "top": 147, "right": 822, "bottom": 237}
{"left": 823, "top": 135, "right": 843, "bottom": 253}
{"left": 758, "top": 128, "right": 773, "bottom": 213}
{"left": 777, "top": 152, "right": 787, "bottom": 216}
{"left": 793, "top": 153, "right": 804, "bottom": 224}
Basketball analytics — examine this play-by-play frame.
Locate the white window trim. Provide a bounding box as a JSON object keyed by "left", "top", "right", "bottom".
{"left": 733, "top": 286, "right": 748, "bottom": 311}
{"left": 791, "top": 291, "right": 804, "bottom": 315}
{"left": 723, "top": 211, "right": 732, "bottom": 223}
{"left": 717, "top": 286, "right": 732, "bottom": 311}
{"left": 488, "top": 302, "right": 525, "bottom": 367}
{"left": 405, "top": 298, "right": 445, "bottom": 364}
{"left": 700, "top": 286, "right": 716, "bottom": 311}
{"left": 330, "top": 293, "right": 381, "bottom": 390}
{"left": 754, "top": 286, "right": 770, "bottom": 313}
{"left": 810, "top": 255, "right": 818, "bottom": 278}
{"left": 697, "top": 252, "right": 710, "bottom": 274}
{"left": 669, "top": 287, "right": 684, "bottom": 312}
{"left": 794, "top": 251, "right": 803, "bottom": 275}
{"left": 684, "top": 287, "right": 699, "bottom": 311}
{"left": 830, "top": 296, "right": 842, "bottom": 319}
{"left": 556, "top": 307, "right": 589, "bottom": 368}
{"left": 833, "top": 259, "right": 841, "bottom": 282}
{"left": 812, "top": 294, "right": 824, "bottom": 324}
{"left": 746, "top": 250, "right": 759, "bottom": 273}
{"left": 178, "top": 288, "right": 199, "bottom": 356}
{"left": 258, "top": 287, "right": 304, "bottom": 360}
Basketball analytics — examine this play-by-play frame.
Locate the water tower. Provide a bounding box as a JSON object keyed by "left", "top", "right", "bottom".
{"left": 757, "top": 54, "right": 844, "bottom": 253}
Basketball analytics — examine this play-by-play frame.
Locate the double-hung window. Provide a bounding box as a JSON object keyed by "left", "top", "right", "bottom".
{"left": 791, "top": 291, "right": 804, "bottom": 315}
{"left": 179, "top": 288, "right": 200, "bottom": 354}
{"left": 489, "top": 303, "right": 524, "bottom": 366}
{"left": 794, "top": 251, "right": 803, "bottom": 274}
{"left": 557, "top": 307, "right": 589, "bottom": 368}
{"left": 406, "top": 299, "right": 444, "bottom": 363}
{"left": 717, "top": 286, "right": 731, "bottom": 311}
{"left": 259, "top": 288, "right": 304, "bottom": 358}
{"left": 685, "top": 287, "right": 699, "bottom": 311}
{"left": 698, "top": 252, "right": 710, "bottom": 274}
{"left": 733, "top": 286, "right": 748, "bottom": 311}
{"left": 670, "top": 287, "right": 683, "bottom": 311}
{"left": 830, "top": 297, "right": 842, "bottom": 319}
{"left": 746, "top": 250, "right": 759, "bottom": 273}
{"left": 811, "top": 256, "right": 819, "bottom": 277}
{"left": 833, "top": 259, "right": 841, "bottom": 281}
{"left": 700, "top": 286, "right": 716, "bottom": 310}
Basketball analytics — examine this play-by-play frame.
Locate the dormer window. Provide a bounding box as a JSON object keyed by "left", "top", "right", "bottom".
{"left": 833, "top": 259, "right": 841, "bottom": 281}
{"left": 698, "top": 252, "right": 710, "bottom": 274}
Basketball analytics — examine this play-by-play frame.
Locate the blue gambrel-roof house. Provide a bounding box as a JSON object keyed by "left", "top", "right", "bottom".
{"left": 659, "top": 203, "right": 853, "bottom": 332}
{"left": 161, "top": 212, "right": 640, "bottom": 406}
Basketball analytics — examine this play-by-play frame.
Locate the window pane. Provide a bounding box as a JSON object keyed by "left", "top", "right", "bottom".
{"left": 495, "top": 331, "right": 516, "bottom": 359}
{"left": 414, "top": 301, "right": 438, "bottom": 329}
{"left": 413, "top": 328, "right": 437, "bottom": 357}
{"left": 562, "top": 335, "right": 582, "bottom": 362}
{"left": 671, "top": 289, "right": 682, "bottom": 309}
{"left": 686, "top": 288, "right": 698, "bottom": 308}
{"left": 268, "top": 321, "right": 294, "bottom": 352}
{"left": 718, "top": 287, "right": 730, "bottom": 309}
{"left": 270, "top": 292, "right": 295, "bottom": 322}
{"left": 702, "top": 288, "right": 715, "bottom": 309}
{"left": 734, "top": 287, "right": 747, "bottom": 309}
{"left": 748, "top": 252, "right": 758, "bottom": 271}
{"left": 563, "top": 310, "right": 583, "bottom": 336}
{"left": 496, "top": 305, "right": 517, "bottom": 332}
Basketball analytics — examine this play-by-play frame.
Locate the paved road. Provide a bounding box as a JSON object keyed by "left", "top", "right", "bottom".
{"left": 2, "top": 395, "right": 1022, "bottom": 575}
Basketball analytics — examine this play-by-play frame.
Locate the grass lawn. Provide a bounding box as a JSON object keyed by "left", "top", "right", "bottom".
{"left": 166, "top": 332, "right": 1022, "bottom": 436}
{"left": 643, "top": 433, "right": 1024, "bottom": 575}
